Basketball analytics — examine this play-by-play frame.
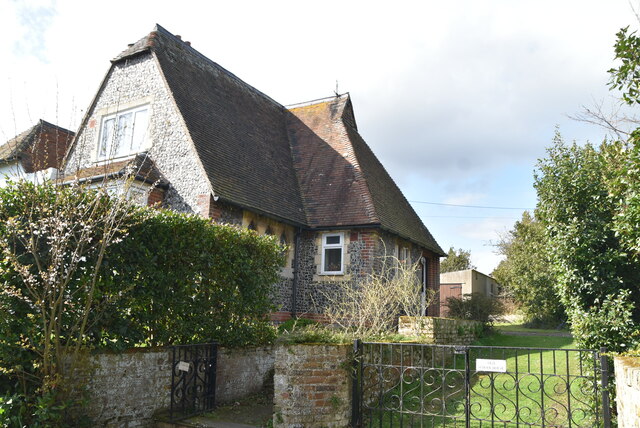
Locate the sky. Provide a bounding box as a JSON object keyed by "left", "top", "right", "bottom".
{"left": 0, "top": 0, "right": 637, "bottom": 273}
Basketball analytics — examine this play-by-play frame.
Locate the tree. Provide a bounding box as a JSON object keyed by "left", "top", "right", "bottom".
{"left": 0, "top": 178, "right": 136, "bottom": 424}
{"left": 492, "top": 211, "right": 563, "bottom": 326}
{"left": 534, "top": 133, "right": 640, "bottom": 351}
{"left": 440, "top": 247, "right": 475, "bottom": 273}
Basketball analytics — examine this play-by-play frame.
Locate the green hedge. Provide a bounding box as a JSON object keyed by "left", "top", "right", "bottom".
{"left": 97, "top": 209, "right": 282, "bottom": 348}
{"left": 0, "top": 181, "right": 283, "bottom": 405}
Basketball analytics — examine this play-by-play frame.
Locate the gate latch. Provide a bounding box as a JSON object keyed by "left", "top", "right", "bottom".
{"left": 454, "top": 346, "right": 467, "bottom": 354}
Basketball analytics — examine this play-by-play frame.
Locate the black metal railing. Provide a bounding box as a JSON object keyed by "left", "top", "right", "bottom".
{"left": 352, "top": 341, "right": 611, "bottom": 428}
{"left": 169, "top": 342, "right": 218, "bottom": 421}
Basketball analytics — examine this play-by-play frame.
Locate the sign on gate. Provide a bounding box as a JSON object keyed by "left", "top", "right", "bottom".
{"left": 475, "top": 358, "right": 507, "bottom": 372}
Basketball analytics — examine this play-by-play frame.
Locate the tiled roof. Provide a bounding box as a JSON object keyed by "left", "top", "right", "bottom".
{"left": 0, "top": 120, "right": 75, "bottom": 172}
{"left": 288, "top": 96, "right": 445, "bottom": 255}
{"left": 109, "top": 25, "right": 444, "bottom": 254}
{"left": 286, "top": 96, "right": 379, "bottom": 228}
{"left": 114, "top": 25, "right": 307, "bottom": 225}
{"left": 62, "top": 153, "right": 167, "bottom": 186}
{"left": 0, "top": 125, "right": 35, "bottom": 161}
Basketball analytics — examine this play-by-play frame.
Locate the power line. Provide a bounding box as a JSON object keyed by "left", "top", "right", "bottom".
{"left": 422, "top": 215, "right": 521, "bottom": 219}
{"left": 409, "top": 200, "right": 534, "bottom": 210}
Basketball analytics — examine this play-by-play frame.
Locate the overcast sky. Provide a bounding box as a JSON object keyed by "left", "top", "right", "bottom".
{"left": 0, "top": 0, "right": 636, "bottom": 273}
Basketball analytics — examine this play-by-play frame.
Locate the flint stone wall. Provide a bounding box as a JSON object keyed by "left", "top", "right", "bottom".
{"left": 77, "top": 345, "right": 274, "bottom": 427}
{"left": 614, "top": 356, "right": 640, "bottom": 428}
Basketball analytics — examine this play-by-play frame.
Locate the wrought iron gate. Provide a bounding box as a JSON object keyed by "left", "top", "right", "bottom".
{"left": 169, "top": 342, "right": 218, "bottom": 421}
{"left": 352, "top": 341, "right": 611, "bottom": 428}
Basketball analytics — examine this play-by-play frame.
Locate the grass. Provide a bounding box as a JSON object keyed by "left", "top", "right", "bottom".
{"left": 474, "top": 331, "right": 575, "bottom": 349}
{"left": 494, "top": 323, "right": 571, "bottom": 335}
{"left": 362, "top": 329, "right": 604, "bottom": 428}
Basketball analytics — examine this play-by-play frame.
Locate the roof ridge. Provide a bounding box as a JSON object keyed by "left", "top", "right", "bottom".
{"left": 118, "top": 24, "right": 287, "bottom": 112}
{"left": 286, "top": 93, "right": 350, "bottom": 110}
{"left": 345, "top": 124, "right": 445, "bottom": 255}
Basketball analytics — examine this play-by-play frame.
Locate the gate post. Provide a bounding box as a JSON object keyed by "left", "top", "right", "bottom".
{"left": 352, "top": 339, "right": 362, "bottom": 428}
{"left": 600, "top": 347, "right": 611, "bottom": 428}
{"left": 464, "top": 347, "right": 471, "bottom": 428}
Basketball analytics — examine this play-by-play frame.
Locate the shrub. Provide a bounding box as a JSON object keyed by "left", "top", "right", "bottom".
{"left": 0, "top": 180, "right": 284, "bottom": 426}
{"left": 277, "top": 318, "right": 318, "bottom": 333}
{"left": 321, "top": 255, "right": 435, "bottom": 339}
{"left": 96, "top": 209, "right": 282, "bottom": 348}
{"left": 446, "top": 293, "right": 504, "bottom": 326}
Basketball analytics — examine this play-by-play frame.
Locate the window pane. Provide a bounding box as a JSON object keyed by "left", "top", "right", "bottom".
{"left": 324, "top": 248, "right": 342, "bottom": 272}
{"left": 116, "top": 113, "right": 133, "bottom": 156}
{"left": 326, "top": 235, "right": 340, "bottom": 245}
{"left": 100, "top": 118, "right": 114, "bottom": 159}
{"left": 131, "top": 109, "right": 149, "bottom": 152}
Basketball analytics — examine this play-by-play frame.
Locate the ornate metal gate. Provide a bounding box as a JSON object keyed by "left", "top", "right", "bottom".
{"left": 352, "top": 341, "right": 611, "bottom": 428}
{"left": 169, "top": 342, "right": 218, "bottom": 421}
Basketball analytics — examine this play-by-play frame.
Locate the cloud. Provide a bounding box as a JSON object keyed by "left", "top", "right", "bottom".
{"left": 458, "top": 217, "right": 513, "bottom": 242}
{"left": 473, "top": 250, "right": 504, "bottom": 276}
{"left": 443, "top": 193, "right": 488, "bottom": 206}
{"left": 12, "top": 0, "right": 57, "bottom": 63}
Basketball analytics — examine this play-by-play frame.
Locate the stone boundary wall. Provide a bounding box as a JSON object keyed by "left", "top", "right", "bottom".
{"left": 398, "top": 316, "right": 482, "bottom": 345}
{"left": 77, "top": 345, "right": 275, "bottom": 427}
{"left": 614, "top": 356, "right": 640, "bottom": 428}
{"left": 274, "top": 344, "right": 352, "bottom": 428}
{"left": 216, "top": 346, "right": 275, "bottom": 403}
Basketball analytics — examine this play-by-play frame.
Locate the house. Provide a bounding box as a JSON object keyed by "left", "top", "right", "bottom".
{"left": 62, "top": 24, "right": 446, "bottom": 320}
{"left": 439, "top": 269, "right": 501, "bottom": 316}
{"left": 0, "top": 119, "right": 74, "bottom": 186}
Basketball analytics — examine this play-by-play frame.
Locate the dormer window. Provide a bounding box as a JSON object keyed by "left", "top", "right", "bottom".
{"left": 98, "top": 105, "right": 149, "bottom": 160}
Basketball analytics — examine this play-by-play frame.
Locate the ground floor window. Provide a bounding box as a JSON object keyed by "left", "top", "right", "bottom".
{"left": 321, "top": 232, "right": 344, "bottom": 274}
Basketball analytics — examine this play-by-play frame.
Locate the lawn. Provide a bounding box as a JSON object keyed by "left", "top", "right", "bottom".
{"left": 494, "top": 323, "right": 571, "bottom": 336}
{"left": 360, "top": 330, "right": 605, "bottom": 428}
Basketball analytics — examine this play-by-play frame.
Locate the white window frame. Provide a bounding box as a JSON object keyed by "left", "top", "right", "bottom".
{"left": 400, "top": 247, "right": 410, "bottom": 264}
{"left": 321, "top": 232, "right": 344, "bottom": 275}
{"left": 97, "top": 104, "right": 150, "bottom": 161}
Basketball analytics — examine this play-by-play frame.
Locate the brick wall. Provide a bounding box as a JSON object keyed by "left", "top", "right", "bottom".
{"left": 273, "top": 344, "right": 352, "bottom": 427}
{"left": 398, "top": 316, "right": 482, "bottom": 345}
{"left": 614, "top": 356, "right": 640, "bottom": 428}
{"left": 21, "top": 124, "right": 74, "bottom": 173}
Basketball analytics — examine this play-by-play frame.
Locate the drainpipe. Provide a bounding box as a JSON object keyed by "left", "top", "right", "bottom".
{"left": 291, "top": 227, "right": 302, "bottom": 318}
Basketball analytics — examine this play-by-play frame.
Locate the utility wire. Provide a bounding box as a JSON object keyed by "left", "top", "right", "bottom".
{"left": 409, "top": 200, "right": 534, "bottom": 210}
{"left": 422, "top": 215, "right": 521, "bottom": 219}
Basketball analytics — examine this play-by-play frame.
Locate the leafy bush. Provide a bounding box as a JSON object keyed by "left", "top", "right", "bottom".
{"left": 446, "top": 293, "right": 504, "bottom": 326}
{"left": 96, "top": 209, "right": 282, "bottom": 348}
{"left": 535, "top": 135, "right": 640, "bottom": 352}
{"left": 0, "top": 180, "right": 284, "bottom": 426}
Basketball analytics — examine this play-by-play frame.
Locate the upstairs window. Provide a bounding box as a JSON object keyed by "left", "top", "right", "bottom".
{"left": 98, "top": 105, "right": 149, "bottom": 160}
{"left": 321, "top": 232, "right": 344, "bottom": 275}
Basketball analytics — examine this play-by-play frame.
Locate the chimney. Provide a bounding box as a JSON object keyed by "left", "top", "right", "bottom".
{"left": 185, "top": 41, "right": 191, "bottom": 46}
{"left": 128, "top": 43, "right": 134, "bottom": 47}
{"left": 175, "top": 35, "right": 182, "bottom": 40}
